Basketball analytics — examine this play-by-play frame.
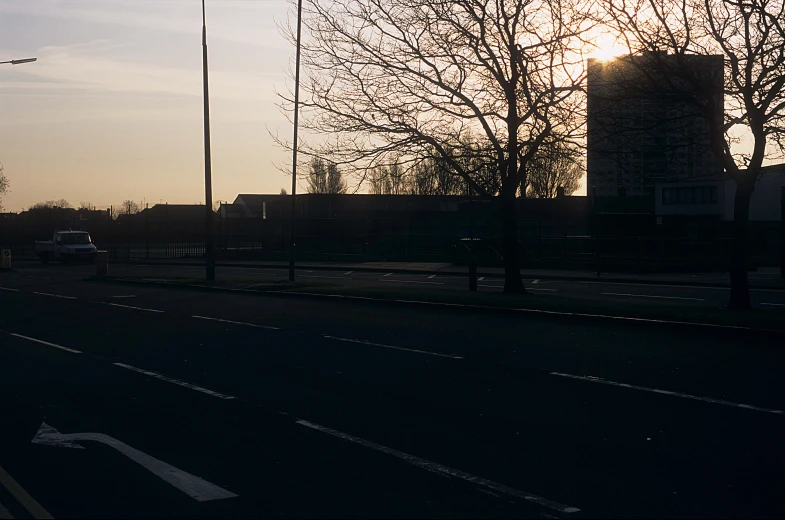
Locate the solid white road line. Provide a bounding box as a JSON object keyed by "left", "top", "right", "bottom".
{"left": 532, "top": 279, "right": 540, "bottom": 284}
{"left": 98, "top": 302, "right": 165, "bottom": 313}
{"left": 575, "top": 279, "right": 785, "bottom": 292}
{"left": 761, "top": 302, "right": 785, "bottom": 307}
{"left": 601, "top": 292, "right": 705, "bottom": 301}
{"left": 427, "top": 275, "right": 436, "bottom": 279}
{"left": 379, "top": 279, "right": 445, "bottom": 285}
{"left": 0, "top": 287, "right": 19, "bottom": 292}
{"left": 296, "top": 420, "right": 579, "bottom": 513}
{"left": 113, "top": 363, "right": 236, "bottom": 400}
{"left": 528, "top": 288, "right": 557, "bottom": 292}
{"left": 0, "top": 498, "right": 12, "bottom": 519}
{"left": 192, "top": 315, "right": 280, "bottom": 330}
{"left": 9, "top": 333, "right": 82, "bottom": 354}
{"left": 478, "top": 277, "right": 485, "bottom": 281}
{"left": 0, "top": 463, "right": 53, "bottom": 519}
{"left": 300, "top": 275, "right": 352, "bottom": 280}
{"left": 550, "top": 372, "right": 784, "bottom": 416}
{"left": 33, "top": 292, "right": 77, "bottom": 300}
{"left": 282, "top": 291, "right": 770, "bottom": 331}
{"left": 322, "top": 335, "right": 463, "bottom": 359}
{"left": 343, "top": 271, "right": 354, "bottom": 275}
{"left": 383, "top": 272, "right": 393, "bottom": 277}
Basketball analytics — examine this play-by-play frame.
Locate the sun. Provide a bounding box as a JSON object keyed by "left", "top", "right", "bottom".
{"left": 588, "top": 33, "right": 628, "bottom": 62}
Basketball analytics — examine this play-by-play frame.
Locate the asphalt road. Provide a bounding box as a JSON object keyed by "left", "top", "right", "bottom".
{"left": 1, "top": 267, "right": 784, "bottom": 518}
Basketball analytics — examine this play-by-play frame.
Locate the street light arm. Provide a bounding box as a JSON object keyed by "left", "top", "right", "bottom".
{"left": 0, "top": 58, "right": 37, "bottom": 65}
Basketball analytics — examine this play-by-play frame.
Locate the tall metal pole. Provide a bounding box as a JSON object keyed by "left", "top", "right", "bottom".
{"left": 289, "top": 0, "right": 304, "bottom": 282}
{"left": 202, "top": 0, "right": 216, "bottom": 281}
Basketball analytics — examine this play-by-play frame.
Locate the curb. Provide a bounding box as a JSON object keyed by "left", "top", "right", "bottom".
{"left": 68, "top": 259, "right": 785, "bottom": 291}
{"left": 86, "top": 276, "right": 784, "bottom": 335}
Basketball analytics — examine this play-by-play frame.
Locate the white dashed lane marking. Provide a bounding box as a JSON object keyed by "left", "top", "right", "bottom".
{"left": 550, "top": 372, "right": 784, "bottom": 416}
{"left": 33, "top": 292, "right": 77, "bottom": 300}
{"left": 322, "top": 335, "right": 463, "bottom": 359}
{"left": 192, "top": 316, "right": 280, "bottom": 330}
{"left": 94, "top": 302, "right": 165, "bottom": 313}
{"left": 601, "top": 292, "right": 705, "bottom": 301}
{"left": 9, "top": 333, "right": 82, "bottom": 354}
{"left": 113, "top": 363, "right": 236, "bottom": 400}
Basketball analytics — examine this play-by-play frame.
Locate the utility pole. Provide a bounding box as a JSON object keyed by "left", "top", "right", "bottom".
{"left": 201, "top": 0, "right": 216, "bottom": 281}
{"left": 289, "top": 0, "right": 303, "bottom": 282}
{"left": 781, "top": 187, "right": 784, "bottom": 279}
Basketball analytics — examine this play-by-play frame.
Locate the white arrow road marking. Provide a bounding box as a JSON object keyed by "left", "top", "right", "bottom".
{"left": 31, "top": 423, "right": 237, "bottom": 502}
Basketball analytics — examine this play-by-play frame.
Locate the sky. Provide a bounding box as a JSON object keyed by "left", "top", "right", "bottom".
{"left": 0, "top": 0, "right": 294, "bottom": 211}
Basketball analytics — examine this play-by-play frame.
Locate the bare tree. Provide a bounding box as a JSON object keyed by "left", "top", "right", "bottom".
{"left": 30, "top": 199, "right": 72, "bottom": 209}
{"left": 279, "top": 0, "right": 592, "bottom": 292}
{"left": 526, "top": 139, "right": 584, "bottom": 198}
{"left": 605, "top": 0, "right": 785, "bottom": 308}
{"left": 0, "top": 164, "right": 8, "bottom": 212}
{"left": 368, "top": 158, "right": 410, "bottom": 195}
{"left": 78, "top": 202, "right": 95, "bottom": 211}
{"left": 121, "top": 199, "right": 141, "bottom": 215}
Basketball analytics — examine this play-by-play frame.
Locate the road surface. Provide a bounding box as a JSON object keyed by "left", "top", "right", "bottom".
{"left": 1, "top": 267, "right": 783, "bottom": 518}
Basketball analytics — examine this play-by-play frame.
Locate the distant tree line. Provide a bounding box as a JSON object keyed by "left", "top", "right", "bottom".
{"left": 0, "top": 163, "right": 9, "bottom": 212}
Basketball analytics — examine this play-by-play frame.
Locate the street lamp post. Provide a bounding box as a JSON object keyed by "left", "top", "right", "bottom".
{"left": 289, "top": 0, "right": 304, "bottom": 282}
{"left": 0, "top": 58, "right": 37, "bottom": 66}
{"left": 201, "top": 0, "right": 216, "bottom": 281}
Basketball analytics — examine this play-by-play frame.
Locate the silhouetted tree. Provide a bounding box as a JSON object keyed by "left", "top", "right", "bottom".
{"left": 278, "top": 0, "right": 592, "bottom": 292}
{"left": 525, "top": 140, "right": 583, "bottom": 198}
{"left": 121, "top": 200, "right": 141, "bottom": 215}
{"left": 368, "top": 158, "right": 409, "bottom": 195}
{"left": 308, "top": 157, "right": 350, "bottom": 194}
{"left": 30, "top": 199, "right": 72, "bottom": 209}
{"left": 0, "top": 164, "right": 8, "bottom": 212}
{"left": 78, "top": 202, "right": 95, "bottom": 211}
{"left": 280, "top": 188, "right": 288, "bottom": 195}
{"left": 327, "top": 162, "right": 348, "bottom": 194}
{"left": 605, "top": 0, "right": 785, "bottom": 308}
{"left": 307, "top": 157, "right": 329, "bottom": 193}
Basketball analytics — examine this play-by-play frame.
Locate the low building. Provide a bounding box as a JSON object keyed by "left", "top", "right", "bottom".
{"left": 656, "top": 164, "right": 785, "bottom": 222}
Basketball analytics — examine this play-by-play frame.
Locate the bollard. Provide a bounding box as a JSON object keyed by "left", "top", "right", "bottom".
{"left": 0, "top": 249, "right": 10, "bottom": 270}
{"left": 469, "top": 258, "right": 477, "bottom": 292}
{"left": 96, "top": 250, "right": 108, "bottom": 276}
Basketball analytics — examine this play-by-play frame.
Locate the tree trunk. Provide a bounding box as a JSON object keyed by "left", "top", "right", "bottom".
{"left": 501, "top": 187, "right": 525, "bottom": 294}
{"left": 728, "top": 179, "right": 754, "bottom": 309}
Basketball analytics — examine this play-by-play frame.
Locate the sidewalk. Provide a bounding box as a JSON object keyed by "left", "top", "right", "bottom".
{"left": 113, "top": 258, "right": 785, "bottom": 291}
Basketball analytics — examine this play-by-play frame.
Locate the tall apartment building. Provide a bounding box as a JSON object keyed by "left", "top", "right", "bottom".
{"left": 587, "top": 52, "right": 724, "bottom": 197}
